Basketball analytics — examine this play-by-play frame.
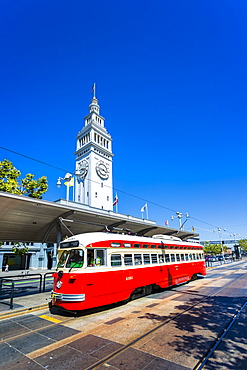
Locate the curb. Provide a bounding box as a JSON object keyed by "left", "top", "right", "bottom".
{"left": 0, "top": 303, "right": 49, "bottom": 320}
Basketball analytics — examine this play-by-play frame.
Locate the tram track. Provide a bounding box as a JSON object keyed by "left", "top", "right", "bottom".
{"left": 82, "top": 270, "right": 247, "bottom": 370}
{"left": 1, "top": 265, "right": 246, "bottom": 370}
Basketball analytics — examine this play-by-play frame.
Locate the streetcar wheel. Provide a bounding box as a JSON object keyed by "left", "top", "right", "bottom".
{"left": 144, "top": 285, "right": 153, "bottom": 296}
{"left": 191, "top": 274, "right": 198, "bottom": 281}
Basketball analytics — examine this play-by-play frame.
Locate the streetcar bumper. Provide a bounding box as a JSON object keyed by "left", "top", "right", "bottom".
{"left": 51, "top": 291, "right": 85, "bottom": 302}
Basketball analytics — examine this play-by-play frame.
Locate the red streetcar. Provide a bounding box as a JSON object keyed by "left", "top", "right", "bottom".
{"left": 51, "top": 232, "right": 206, "bottom": 312}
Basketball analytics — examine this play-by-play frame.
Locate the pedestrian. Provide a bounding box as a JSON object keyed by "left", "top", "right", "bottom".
{"left": 5, "top": 264, "right": 9, "bottom": 272}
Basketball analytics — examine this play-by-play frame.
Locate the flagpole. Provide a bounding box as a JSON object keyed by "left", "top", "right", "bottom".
{"left": 94, "top": 83, "right": 96, "bottom": 98}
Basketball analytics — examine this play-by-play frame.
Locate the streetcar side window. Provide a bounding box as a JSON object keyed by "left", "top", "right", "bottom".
{"left": 171, "top": 254, "right": 175, "bottom": 262}
{"left": 143, "top": 244, "right": 148, "bottom": 248}
{"left": 134, "top": 254, "right": 142, "bottom": 265}
{"left": 134, "top": 243, "right": 140, "bottom": 248}
{"left": 185, "top": 253, "right": 189, "bottom": 261}
{"left": 192, "top": 253, "right": 196, "bottom": 260}
{"left": 176, "top": 254, "right": 180, "bottom": 262}
{"left": 124, "top": 254, "right": 133, "bottom": 265}
{"left": 95, "top": 249, "right": 105, "bottom": 266}
{"left": 111, "top": 243, "right": 121, "bottom": 248}
{"left": 87, "top": 249, "right": 106, "bottom": 266}
{"left": 124, "top": 243, "right": 132, "bottom": 248}
{"left": 181, "top": 254, "right": 185, "bottom": 261}
{"left": 143, "top": 254, "right": 151, "bottom": 264}
{"left": 87, "top": 249, "right": 94, "bottom": 266}
{"left": 111, "top": 254, "right": 122, "bottom": 266}
{"left": 159, "top": 254, "right": 164, "bottom": 263}
{"left": 165, "top": 254, "right": 170, "bottom": 263}
{"left": 151, "top": 254, "right": 158, "bottom": 264}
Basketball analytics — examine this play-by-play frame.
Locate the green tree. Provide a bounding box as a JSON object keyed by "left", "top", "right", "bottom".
{"left": 12, "top": 242, "right": 29, "bottom": 255}
{"left": 237, "top": 239, "right": 247, "bottom": 253}
{"left": 0, "top": 159, "right": 22, "bottom": 194}
{"left": 0, "top": 159, "right": 48, "bottom": 199}
{"left": 203, "top": 242, "right": 227, "bottom": 255}
{"left": 21, "top": 173, "right": 48, "bottom": 199}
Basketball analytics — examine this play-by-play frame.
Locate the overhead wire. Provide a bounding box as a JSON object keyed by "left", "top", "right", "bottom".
{"left": 0, "top": 146, "right": 242, "bottom": 237}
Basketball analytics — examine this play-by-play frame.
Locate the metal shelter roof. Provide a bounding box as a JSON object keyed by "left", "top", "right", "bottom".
{"left": 0, "top": 192, "right": 198, "bottom": 243}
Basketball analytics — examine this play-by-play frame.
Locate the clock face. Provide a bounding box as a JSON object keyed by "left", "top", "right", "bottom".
{"left": 78, "top": 160, "right": 89, "bottom": 178}
{"left": 96, "top": 161, "right": 109, "bottom": 179}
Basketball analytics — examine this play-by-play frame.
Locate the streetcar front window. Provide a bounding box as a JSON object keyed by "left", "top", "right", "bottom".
{"left": 57, "top": 251, "right": 70, "bottom": 268}
{"left": 66, "top": 249, "right": 84, "bottom": 268}
{"left": 57, "top": 249, "right": 84, "bottom": 269}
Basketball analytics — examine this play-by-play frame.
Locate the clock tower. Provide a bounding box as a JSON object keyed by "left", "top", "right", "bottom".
{"left": 75, "top": 91, "right": 113, "bottom": 210}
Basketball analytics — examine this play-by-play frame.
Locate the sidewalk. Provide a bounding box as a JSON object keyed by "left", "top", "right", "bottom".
{"left": 0, "top": 269, "right": 55, "bottom": 318}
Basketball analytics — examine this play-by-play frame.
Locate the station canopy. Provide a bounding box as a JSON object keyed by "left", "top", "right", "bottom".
{"left": 0, "top": 192, "right": 198, "bottom": 243}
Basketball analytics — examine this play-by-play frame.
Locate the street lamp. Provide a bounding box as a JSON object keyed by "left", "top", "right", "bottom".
{"left": 214, "top": 227, "right": 225, "bottom": 262}
{"left": 171, "top": 212, "right": 190, "bottom": 230}
{"left": 56, "top": 172, "right": 74, "bottom": 202}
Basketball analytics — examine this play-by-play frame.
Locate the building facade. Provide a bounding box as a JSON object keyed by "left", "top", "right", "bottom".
{"left": 0, "top": 242, "right": 54, "bottom": 271}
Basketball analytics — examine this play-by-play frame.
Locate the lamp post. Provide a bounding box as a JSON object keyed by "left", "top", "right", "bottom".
{"left": 214, "top": 227, "right": 225, "bottom": 263}
{"left": 56, "top": 172, "right": 74, "bottom": 202}
{"left": 171, "top": 212, "right": 190, "bottom": 230}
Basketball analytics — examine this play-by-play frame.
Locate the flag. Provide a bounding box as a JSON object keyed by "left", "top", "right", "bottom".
{"left": 140, "top": 203, "right": 147, "bottom": 212}
{"left": 64, "top": 177, "right": 74, "bottom": 187}
{"left": 113, "top": 193, "right": 118, "bottom": 206}
{"left": 91, "top": 84, "right": 95, "bottom": 94}
{"left": 165, "top": 220, "right": 169, "bottom": 226}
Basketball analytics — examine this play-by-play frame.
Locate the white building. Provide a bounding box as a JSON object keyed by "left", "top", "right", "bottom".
{"left": 75, "top": 92, "right": 113, "bottom": 210}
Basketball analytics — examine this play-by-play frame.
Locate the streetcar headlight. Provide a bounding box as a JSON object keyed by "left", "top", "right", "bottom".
{"left": 56, "top": 281, "right": 63, "bottom": 289}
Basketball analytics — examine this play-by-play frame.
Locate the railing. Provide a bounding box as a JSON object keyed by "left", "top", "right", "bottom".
{"left": 0, "top": 278, "right": 14, "bottom": 309}
{"left": 0, "top": 273, "right": 55, "bottom": 309}
{"left": 43, "top": 272, "right": 54, "bottom": 292}
{"left": 1, "top": 273, "right": 43, "bottom": 292}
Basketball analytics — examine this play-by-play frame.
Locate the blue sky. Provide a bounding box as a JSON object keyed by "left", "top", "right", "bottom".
{"left": 1, "top": 0, "right": 247, "bottom": 241}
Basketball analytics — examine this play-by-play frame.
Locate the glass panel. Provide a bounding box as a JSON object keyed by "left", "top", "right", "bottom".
{"left": 124, "top": 254, "right": 133, "bottom": 265}
{"left": 87, "top": 249, "right": 95, "bottom": 266}
{"left": 134, "top": 254, "right": 142, "bottom": 265}
{"left": 60, "top": 241, "right": 79, "bottom": 249}
{"left": 143, "top": 244, "right": 148, "bottom": 248}
{"left": 96, "top": 250, "right": 105, "bottom": 265}
{"left": 111, "top": 254, "right": 122, "bottom": 266}
{"left": 111, "top": 243, "right": 121, "bottom": 248}
{"left": 171, "top": 254, "right": 175, "bottom": 262}
{"left": 143, "top": 254, "right": 151, "bottom": 264}
{"left": 65, "top": 249, "right": 84, "bottom": 268}
{"left": 165, "top": 254, "right": 170, "bottom": 263}
{"left": 159, "top": 254, "right": 164, "bottom": 263}
{"left": 181, "top": 254, "right": 185, "bottom": 261}
{"left": 134, "top": 244, "right": 140, "bottom": 248}
{"left": 185, "top": 253, "right": 189, "bottom": 261}
{"left": 124, "top": 243, "right": 132, "bottom": 248}
{"left": 151, "top": 254, "right": 158, "bottom": 263}
{"left": 57, "top": 251, "right": 70, "bottom": 268}
{"left": 151, "top": 245, "right": 156, "bottom": 248}
{"left": 176, "top": 254, "right": 180, "bottom": 262}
